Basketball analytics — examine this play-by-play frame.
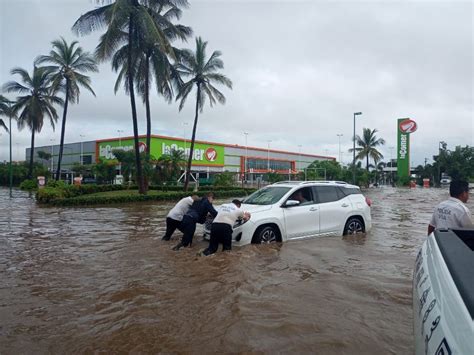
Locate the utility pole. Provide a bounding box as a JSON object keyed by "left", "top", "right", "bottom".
{"left": 352, "top": 112, "right": 362, "bottom": 184}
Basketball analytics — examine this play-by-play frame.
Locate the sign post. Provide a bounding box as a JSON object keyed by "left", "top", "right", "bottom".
{"left": 397, "top": 118, "right": 417, "bottom": 181}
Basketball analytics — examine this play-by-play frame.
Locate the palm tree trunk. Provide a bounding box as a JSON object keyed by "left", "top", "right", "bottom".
{"left": 28, "top": 129, "right": 35, "bottom": 179}
{"left": 56, "top": 79, "right": 69, "bottom": 181}
{"left": 366, "top": 155, "right": 369, "bottom": 172}
{"left": 143, "top": 54, "right": 151, "bottom": 191}
{"left": 145, "top": 54, "right": 151, "bottom": 159}
{"left": 184, "top": 83, "right": 200, "bottom": 191}
{"left": 128, "top": 15, "right": 145, "bottom": 194}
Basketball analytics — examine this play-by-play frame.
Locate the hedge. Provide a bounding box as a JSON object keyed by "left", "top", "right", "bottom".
{"left": 46, "top": 189, "right": 255, "bottom": 207}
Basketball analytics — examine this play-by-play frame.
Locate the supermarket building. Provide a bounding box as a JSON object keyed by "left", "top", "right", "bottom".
{"left": 29, "top": 134, "right": 334, "bottom": 181}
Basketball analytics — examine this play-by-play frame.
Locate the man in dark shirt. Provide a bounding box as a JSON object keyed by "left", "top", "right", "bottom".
{"left": 172, "top": 192, "right": 218, "bottom": 251}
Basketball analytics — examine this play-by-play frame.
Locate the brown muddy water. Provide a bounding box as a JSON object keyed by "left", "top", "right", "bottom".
{"left": 1, "top": 186, "right": 471, "bottom": 354}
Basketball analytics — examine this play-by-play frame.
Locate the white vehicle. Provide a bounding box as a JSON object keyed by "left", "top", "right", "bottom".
{"left": 206, "top": 181, "right": 372, "bottom": 246}
{"left": 413, "top": 229, "right": 474, "bottom": 355}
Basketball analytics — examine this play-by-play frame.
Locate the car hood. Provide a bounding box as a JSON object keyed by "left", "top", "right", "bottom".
{"left": 240, "top": 203, "right": 273, "bottom": 214}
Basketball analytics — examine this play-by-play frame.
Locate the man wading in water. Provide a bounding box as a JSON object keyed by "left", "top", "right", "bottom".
{"left": 428, "top": 180, "right": 473, "bottom": 235}
{"left": 200, "top": 199, "right": 251, "bottom": 256}
{"left": 162, "top": 195, "right": 198, "bottom": 241}
{"left": 172, "top": 192, "right": 218, "bottom": 251}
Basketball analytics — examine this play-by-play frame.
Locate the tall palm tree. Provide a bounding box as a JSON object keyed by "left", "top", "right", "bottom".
{"left": 36, "top": 37, "right": 98, "bottom": 180}
{"left": 350, "top": 128, "right": 386, "bottom": 171}
{"left": 0, "top": 95, "right": 16, "bottom": 193}
{"left": 73, "top": 0, "right": 180, "bottom": 194}
{"left": 3, "top": 66, "right": 63, "bottom": 178}
{"left": 0, "top": 95, "right": 11, "bottom": 132}
{"left": 175, "top": 37, "right": 232, "bottom": 191}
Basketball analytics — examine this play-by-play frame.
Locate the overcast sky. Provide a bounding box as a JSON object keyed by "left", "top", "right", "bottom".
{"left": 0, "top": 0, "right": 472, "bottom": 166}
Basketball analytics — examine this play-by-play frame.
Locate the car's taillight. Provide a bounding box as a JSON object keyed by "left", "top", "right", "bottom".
{"left": 365, "top": 196, "right": 372, "bottom": 207}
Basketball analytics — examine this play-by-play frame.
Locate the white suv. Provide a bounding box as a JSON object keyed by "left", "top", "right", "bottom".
{"left": 229, "top": 181, "right": 372, "bottom": 246}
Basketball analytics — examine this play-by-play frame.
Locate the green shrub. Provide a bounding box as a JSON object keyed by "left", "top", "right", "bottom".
{"left": 46, "top": 180, "right": 68, "bottom": 189}
{"left": 37, "top": 187, "right": 65, "bottom": 203}
{"left": 19, "top": 179, "right": 37, "bottom": 191}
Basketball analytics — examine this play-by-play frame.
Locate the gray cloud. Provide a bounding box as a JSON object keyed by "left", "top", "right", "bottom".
{"left": 1, "top": 0, "right": 472, "bottom": 166}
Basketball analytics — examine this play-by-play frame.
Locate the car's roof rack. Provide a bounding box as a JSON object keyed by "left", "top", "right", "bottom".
{"left": 272, "top": 180, "right": 351, "bottom": 186}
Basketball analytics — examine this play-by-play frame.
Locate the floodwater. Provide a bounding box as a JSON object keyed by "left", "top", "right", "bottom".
{"left": 1, "top": 186, "right": 471, "bottom": 354}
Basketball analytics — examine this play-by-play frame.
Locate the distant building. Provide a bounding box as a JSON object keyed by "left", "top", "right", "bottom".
{"left": 28, "top": 134, "right": 334, "bottom": 181}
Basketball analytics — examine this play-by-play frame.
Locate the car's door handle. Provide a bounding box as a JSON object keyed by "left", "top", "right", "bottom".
{"left": 309, "top": 207, "right": 318, "bottom": 211}
{"left": 341, "top": 203, "right": 349, "bottom": 207}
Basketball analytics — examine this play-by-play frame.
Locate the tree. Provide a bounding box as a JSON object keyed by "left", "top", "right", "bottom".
{"left": 112, "top": 2, "right": 192, "bottom": 162}
{"left": 350, "top": 128, "right": 386, "bottom": 171}
{"left": 433, "top": 145, "right": 473, "bottom": 181}
{"left": 73, "top": 0, "right": 181, "bottom": 194}
{"left": 176, "top": 37, "right": 232, "bottom": 191}
{"left": 0, "top": 96, "right": 8, "bottom": 131}
{"left": 36, "top": 37, "right": 98, "bottom": 181}
{"left": 306, "top": 160, "right": 343, "bottom": 181}
{"left": 155, "top": 149, "right": 185, "bottom": 184}
{"left": 3, "top": 66, "right": 63, "bottom": 178}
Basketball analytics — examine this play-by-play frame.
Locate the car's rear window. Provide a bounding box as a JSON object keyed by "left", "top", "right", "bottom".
{"left": 243, "top": 187, "right": 291, "bottom": 205}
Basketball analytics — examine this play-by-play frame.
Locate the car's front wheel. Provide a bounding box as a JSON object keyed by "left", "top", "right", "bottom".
{"left": 343, "top": 217, "right": 365, "bottom": 235}
{"left": 252, "top": 226, "right": 279, "bottom": 244}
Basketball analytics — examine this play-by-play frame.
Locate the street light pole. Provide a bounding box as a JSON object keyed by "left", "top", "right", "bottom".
{"left": 50, "top": 138, "right": 55, "bottom": 178}
{"left": 79, "top": 134, "right": 85, "bottom": 165}
{"left": 297, "top": 144, "right": 302, "bottom": 174}
{"left": 267, "top": 140, "right": 272, "bottom": 171}
{"left": 389, "top": 146, "right": 394, "bottom": 185}
{"left": 336, "top": 134, "right": 343, "bottom": 164}
{"left": 117, "top": 130, "right": 123, "bottom": 175}
{"left": 244, "top": 132, "right": 248, "bottom": 182}
{"left": 9, "top": 109, "right": 13, "bottom": 197}
{"left": 352, "top": 112, "right": 362, "bottom": 184}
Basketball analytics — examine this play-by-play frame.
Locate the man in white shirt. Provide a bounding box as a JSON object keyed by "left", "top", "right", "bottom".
{"left": 428, "top": 180, "right": 472, "bottom": 235}
{"left": 162, "top": 195, "right": 198, "bottom": 241}
{"left": 201, "top": 199, "right": 251, "bottom": 255}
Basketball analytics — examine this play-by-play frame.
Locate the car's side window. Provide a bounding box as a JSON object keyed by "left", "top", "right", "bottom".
{"left": 287, "top": 187, "right": 314, "bottom": 206}
{"left": 313, "top": 186, "right": 342, "bottom": 203}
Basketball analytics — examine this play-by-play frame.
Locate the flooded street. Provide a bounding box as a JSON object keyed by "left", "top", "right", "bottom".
{"left": 1, "top": 186, "right": 470, "bottom": 353}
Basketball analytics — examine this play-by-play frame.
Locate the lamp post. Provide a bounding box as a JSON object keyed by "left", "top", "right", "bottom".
{"left": 50, "top": 138, "right": 55, "bottom": 177}
{"left": 389, "top": 146, "right": 394, "bottom": 185}
{"left": 244, "top": 132, "right": 248, "bottom": 182}
{"left": 352, "top": 112, "right": 362, "bottom": 184}
{"left": 297, "top": 144, "right": 302, "bottom": 173}
{"left": 8, "top": 105, "right": 13, "bottom": 197}
{"left": 336, "top": 134, "right": 343, "bottom": 164}
{"left": 438, "top": 141, "right": 446, "bottom": 186}
{"left": 117, "top": 130, "right": 123, "bottom": 175}
{"left": 79, "top": 134, "right": 85, "bottom": 165}
{"left": 267, "top": 141, "right": 271, "bottom": 171}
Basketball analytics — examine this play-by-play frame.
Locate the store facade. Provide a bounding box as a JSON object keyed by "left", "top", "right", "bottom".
{"left": 30, "top": 134, "right": 334, "bottom": 181}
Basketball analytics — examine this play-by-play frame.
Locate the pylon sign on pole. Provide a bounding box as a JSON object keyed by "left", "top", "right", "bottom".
{"left": 397, "top": 118, "right": 417, "bottom": 179}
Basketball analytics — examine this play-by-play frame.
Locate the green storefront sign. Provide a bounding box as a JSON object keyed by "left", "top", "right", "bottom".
{"left": 97, "top": 136, "right": 224, "bottom": 166}
{"left": 397, "top": 118, "right": 417, "bottom": 179}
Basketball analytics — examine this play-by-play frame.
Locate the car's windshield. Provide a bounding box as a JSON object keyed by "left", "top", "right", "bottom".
{"left": 243, "top": 186, "right": 291, "bottom": 205}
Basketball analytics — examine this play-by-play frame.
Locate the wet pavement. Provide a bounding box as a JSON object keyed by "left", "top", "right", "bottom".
{"left": 1, "top": 186, "right": 470, "bottom": 353}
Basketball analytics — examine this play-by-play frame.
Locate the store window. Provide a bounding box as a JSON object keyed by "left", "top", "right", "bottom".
{"left": 247, "top": 158, "right": 291, "bottom": 171}
{"left": 81, "top": 155, "right": 92, "bottom": 165}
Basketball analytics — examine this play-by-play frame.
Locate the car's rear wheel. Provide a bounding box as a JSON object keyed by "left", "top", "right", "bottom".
{"left": 252, "top": 226, "right": 279, "bottom": 244}
{"left": 343, "top": 217, "right": 365, "bottom": 235}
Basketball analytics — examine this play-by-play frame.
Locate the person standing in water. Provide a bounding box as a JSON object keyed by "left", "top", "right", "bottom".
{"left": 428, "top": 180, "right": 472, "bottom": 235}
{"left": 201, "top": 199, "right": 251, "bottom": 256}
{"left": 162, "top": 195, "right": 198, "bottom": 241}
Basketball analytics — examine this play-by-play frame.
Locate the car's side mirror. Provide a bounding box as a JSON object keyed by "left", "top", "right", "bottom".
{"left": 283, "top": 199, "right": 300, "bottom": 207}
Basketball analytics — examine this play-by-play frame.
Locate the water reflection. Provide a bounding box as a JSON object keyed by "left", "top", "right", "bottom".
{"left": 1, "top": 186, "right": 471, "bottom": 353}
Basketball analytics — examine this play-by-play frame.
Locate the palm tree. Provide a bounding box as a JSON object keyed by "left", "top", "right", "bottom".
{"left": 0, "top": 95, "right": 12, "bottom": 132}
{"left": 0, "top": 95, "right": 16, "bottom": 194}
{"left": 3, "top": 66, "right": 63, "bottom": 178}
{"left": 72, "top": 0, "right": 182, "bottom": 194}
{"left": 350, "top": 128, "right": 386, "bottom": 171}
{"left": 36, "top": 37, "right": 98, "bottom": 180}
{"left": 112, "top": 2, "right": 191, "bottom": 163}
{"left": 175, "top": 37, "right": 233, "bottom": 190}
